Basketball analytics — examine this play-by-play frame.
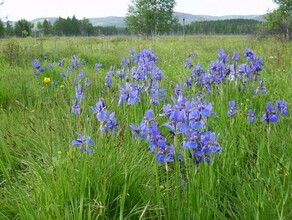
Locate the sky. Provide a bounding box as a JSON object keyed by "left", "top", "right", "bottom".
{"left": 0, "top": 0, "right": 278, "bottom": 21}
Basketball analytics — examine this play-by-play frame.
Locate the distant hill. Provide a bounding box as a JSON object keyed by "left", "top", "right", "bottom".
{"left": 29, "top": 12, "right": 265, "bottom": 28}
{"left": 174, "top": 12, "right": 264, "bottom": 24}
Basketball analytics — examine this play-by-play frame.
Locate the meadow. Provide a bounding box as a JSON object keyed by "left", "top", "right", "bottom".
{"left": 0, "top": 35, "right": 291, "bottom": 219}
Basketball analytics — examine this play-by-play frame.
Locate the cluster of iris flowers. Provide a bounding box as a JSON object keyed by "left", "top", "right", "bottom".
{"left": 32, "top": 47, "right": 288, "bottom": 160}
{"left": 130, "top": 93, "right": 221, "bottom": 164}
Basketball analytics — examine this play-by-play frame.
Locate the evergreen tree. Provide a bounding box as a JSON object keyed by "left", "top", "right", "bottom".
{"left": 5, "top": 21, "right": 14, "bottom": 37}
{"left": 0, "top": 19, "right": 4, "bottom": 37}
{"left": 43, "top": 19, "right": 52, "bottom": 36}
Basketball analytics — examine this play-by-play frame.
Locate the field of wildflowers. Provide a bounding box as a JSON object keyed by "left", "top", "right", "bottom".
{"left": 0, "top": 35, "right": 291, "bottom": 219}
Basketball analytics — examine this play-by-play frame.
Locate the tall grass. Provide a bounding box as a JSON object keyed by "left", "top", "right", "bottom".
{"left": 0, "top": 35, "right": 291, "bottom": 219}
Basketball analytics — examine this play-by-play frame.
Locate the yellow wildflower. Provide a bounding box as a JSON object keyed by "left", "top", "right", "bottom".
{"left": 44, "top": 77, "right": 51, "bottom": 84}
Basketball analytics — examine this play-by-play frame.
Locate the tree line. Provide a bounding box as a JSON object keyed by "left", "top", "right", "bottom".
{"left": 0, "top": 16, "right": 131, "bottom": 37}
{"left": 183, "top": 19, "right": 262, "bottom": 35}
{"left": 0, "top": 16, "right": 263, "bottom": 37}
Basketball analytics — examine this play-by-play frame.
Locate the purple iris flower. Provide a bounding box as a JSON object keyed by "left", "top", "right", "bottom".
{"left": 58, "top": 60, "right": 64, "bottom": 66}
{"left": 71, "top": 99, "right": 81, "bottom": 114}
{"left": 276, "top": 100, "right": 288, "bottom": 116}
{"left": 71, "top": 54, "right": 79, "bottom": 69}
{"left": 182, "top": 130, "right": 199, "bottom": 149}
{"left": 74, "top": 84, "right": 85, "bottom": 100}
{"left": 72, "top": 132, "right": 95, "bottom": 153}
{"left": 175, "top": 84, "right": 183, "bottom": 97}
{"left": 200, "top": 132, "right": 222, "bottom": 154}
{"left": 105, "top": 72, "right": 113, "bottom": 88}
{"left": 95, "top": 63, "right": 102, "bottom": 72}
{"left": 184, "top": 78, "right": 192, "bottom": 89}
{"left": 256, "top": 80, "right": 266, "bottom": 94}
{"left": 116, "top": 69, "right": 125, "bottom": 78}
{"left": 156, "top": 144, "right": 175, "bottom": 163}
{"left": 91, "top": 98, "right": 106, "bottom": 113}
{"left": 188, "top": 108, "right": 205, "bottom": 130}
{"left": 191, "top": 64, "right": 205, "bottom": 79}
{"left": 95, "top": 106, "right": 120, "bottom": 134}
{"left": 247, "top": 109, "right": 256, "bottom": 122}
{"left": 252, "top": 56, "right": 264, "bottom": 72}
{"left": 118, "top": 83, "right": 141, "bottom": 106}
{"left": 152, "top": 67, "right": 163, "bottom": 80}
{"left": 85, "top": 78, "right": 92, "bottom": 86}
{"left": 130, "top": 120, "right": 148, "bottom": 140}
{"left": 38, "top": 66, "right": 45, "bottom": 73}
{"left": 261, "top": 102, "right": 279, "bottom": 123}
{"left": 244, "top": 48, "right": 255, "bottom": 62}
{"left": 76, "top": 70, "right": 84, "bottom": 81}
{"left": 33, "top": 59, "right": 41, "bottom": 69}
{"left": 121, "top": 57, "right": 130, "bottom": 67}
{"left": 61, "top": 71, "right": 66, "bottom": 79}
{"left": 217, "top": 48, "right": 229, "bottom": 64}
{"left": 150, "top": 88, "right": 159, "bottom": 105}
{"left": 227, "top": 101, "right": 237, "bottom": 117}
{"left": 128, "top": 84, "right": 140, "bottom": 105}
{"left": 185, "top": 58, "right": 194, "bottom": 69}
{"left": 232, "top": 51, "right": 240, "bottom": 62}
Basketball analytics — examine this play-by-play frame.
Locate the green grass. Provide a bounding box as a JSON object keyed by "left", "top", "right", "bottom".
{"left": 0, "top": 35, "right": 291, "bottom": 219}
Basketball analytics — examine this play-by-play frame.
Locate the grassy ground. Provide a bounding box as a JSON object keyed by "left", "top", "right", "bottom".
{"left": 0, "top": 35, "right": 291, "bottom": 219}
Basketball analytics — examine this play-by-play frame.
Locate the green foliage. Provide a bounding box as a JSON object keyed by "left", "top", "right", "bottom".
{"left": 185, "top": 19, "right": 262, "bottom": 35}
{"left": 14, "top": 19, "right": 34, "bottom": 37}
{"left": 4, "top": 21, "right": 14, "bottom": 37}
{"left": 0, "top": 19, "right": 4, "bottom": 38}
{"left": 264, "top": 0, "right": 292, "bottom": 39}
{"left": 125, "top": 0, "right": 177, "bottom": 36}
{"left": 2, "top": 38, "right": 20, "bottom": 65}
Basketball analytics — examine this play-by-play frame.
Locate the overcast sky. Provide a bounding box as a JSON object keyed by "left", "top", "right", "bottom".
{"left": 0, "top": 0, "right": 278, "bottom": 21}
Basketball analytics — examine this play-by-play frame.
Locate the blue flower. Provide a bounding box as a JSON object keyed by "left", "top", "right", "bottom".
{"left": 95, "top": 107, "right": 120, "bottom": 134}
{"left": 227, "top": 101, "right": 237, "bottom": 117}
{"left": 184, "top": 78, "right": 192, "bottom": 89}
{"left": 232, "top": 51, "right": 240, "bottom": 62}
{"left": 72, "top": 132, "right": 95, "bottom": 153}
{"left": 95, "top": 63, "right": 102, "bottom": 72}
{"left": 217, "top": 48, "right": 229, "bottom": 64}
{"left": 152, "top": 67, "right": 163, "bottom": 80}
{"left": 156, "top": 144, "right": 175, "bottom": 163}
{"left": 247, "top": 109, "right": 256, "bottom": 122}
{"left": 71, "top": 54, "right": 79, "bottom": 69}
{"left": 74, "top": 84, "right": 85, "bottom": 100}
{"left": 277, "top": 100, "right": 288, "bottom": 116}
{"left": 261, "top": 102, "right": 279, "bottom": 123}
{"left": 91, "top": 98, "right": 106, "bottom": 119}
{"left": 118, "top": 83, "right": 141, "bottom": 106}
{"left": 255, "top": 80, "right": 266, "bottom": 94}
{"left": 61, "top": 71, "right": 66, "bottom": 79}
{"left": 184, "top": 58, "right": 193, "bottom": 69}
{"left": 71, "top": 99, "right": 81, "bottom": 114}
{"left": 129, "top": 120, "right": 148, "bottom": 140}
{"left": 244, "top": 48, "right": 255, "bottom": 61}
{"left": 121, "top": 57, "right": 130, "bottom": 67}
{"left": 58, "top": 60, "right": 64, "bottom": 66}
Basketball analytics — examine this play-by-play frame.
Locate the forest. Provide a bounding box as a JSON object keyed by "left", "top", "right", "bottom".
{"left": 0, "top": 16, "right": 263, "bottom": 37}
